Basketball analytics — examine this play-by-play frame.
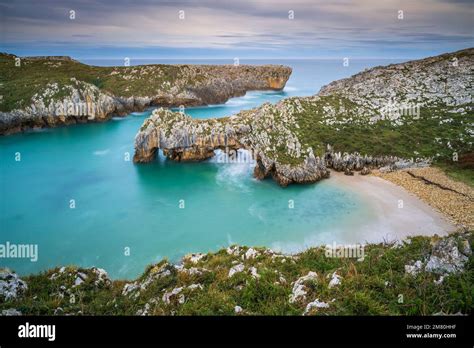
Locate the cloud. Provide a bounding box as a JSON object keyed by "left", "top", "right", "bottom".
{"left": 0, "top": 0, "right": 472, "bottom": 58}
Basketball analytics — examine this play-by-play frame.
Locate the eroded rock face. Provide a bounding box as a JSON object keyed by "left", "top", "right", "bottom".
{"left": 0, "top": 270, "right": 27, "bottom": 301}
{"left": 289, "top": 271, "right": 318, "bottom": 303}
{"left": 404, "top": 233, "right": 471, "bottom": 277}
{"left": 0, "top": 56, "right": 291, "bottom": 135}
{"left": 325, "top": 146, "right": 400, "bottom": 172}
{"left": 318, "top": 48, "right": 473, "bottom": 112}
{"left": 132, "top": 104, "right": 432, "bottom": 186}
{"left": 133, "top": 108, "right": 245, "bottom": 163}
{"left": 133, "top": 48, "right": 473, "bottom": 186}
{"left": 0, "top": 80, "right": 118, "bottom": 135}
{"left": 254, "top": 151, "right": 330, "bottom": 187}
{"left": 133, "top": 107, "right": 331, "bottom": 186}
{"left": 132, "top": 104, "right": 434, "bottom": 186}
{"left": 425, "top": 236, "right": 471, "bottom": 274}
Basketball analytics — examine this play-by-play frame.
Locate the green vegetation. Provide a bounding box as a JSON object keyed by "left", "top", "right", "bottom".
{"left": 1, "top": 231, "right": 472, "bottom": 315}
{"left": 270, "top": 95, "right": 473, "bottom": 169}
{"left": 0, "top": 53, "right": 201, "bottom": 112}
{"left": 301, "top": 98, "right": 472, "bottom": 160}
{"left": 440, "top": 166, "right": 474, "bottom": 187}
{"left": 436, "top": 155, "right": 474, "bottom": 187}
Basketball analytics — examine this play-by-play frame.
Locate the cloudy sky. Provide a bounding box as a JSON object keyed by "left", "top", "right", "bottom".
{"left": 0, "top": 0, "right": 472, "bottom": 59}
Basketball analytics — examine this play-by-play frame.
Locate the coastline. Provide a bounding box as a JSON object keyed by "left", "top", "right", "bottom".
{"left": 373, "top": 167, "right": 473, "bottom": 230}
{"left": 0, "top": 53, "right": 292, "bottom": 135}
{"left": 325, "top": 170, "right": 456, "bottom": 243}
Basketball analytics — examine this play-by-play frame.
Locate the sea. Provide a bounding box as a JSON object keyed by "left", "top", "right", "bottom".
{"left": 0, "top": 58, "right": 404, "bottom": 278}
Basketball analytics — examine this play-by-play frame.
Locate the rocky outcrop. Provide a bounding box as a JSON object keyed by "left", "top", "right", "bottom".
{"left": 324, "top": 145, "right": 431, "bottom": 173}
{"left": 0, "top": 80, "right": 119, "bottom": 135}
{"left": 0, "top": 232, "right": 472, "bottom": 316}
{"left": 134, "top": 48, "right": 472, "bottom": 186}
{"left": 133, "top": 108, "right": 244, "bottom": 163}
{"left": 289, "top": 271, "right": 318, "bottom": 303}
{"left": 132, "top": 104, "right": 430, "bottom": 187}
{"left": 425, "top": 234, "right": 472, "bottom": 274}
{"left": 131, "top": 101, "right": 434, "bottom": 186}
{"left": 0, "top": 270, "right": 27, "bottom": 301}
{"left": 404, "top": 232, "right": 472, "bottom": 279}
{"left": 318, "top": 48, "right": 473, "bottom": 115}
{"left": 0, "top": 53, "right": 291, "bottom": 135}
{"left": 253, "top": 150, "right": 330, "bottom": 186}
{"left": 133, "top": 107, "right": 330, "bottom": 186}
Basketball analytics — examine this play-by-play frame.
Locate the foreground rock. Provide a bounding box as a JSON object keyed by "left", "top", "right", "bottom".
{"left": 404, "top": 233, "right": 472, "bottom": 284}
{"left": 134, "top": 48, "right": 473, "bottom": 186}
{"left": 0, "top": 270, "right": 27, "bottom": 301}
{"left": 0, "top": 232, "right": 472, "bottom": 315}
{"left": 425, "top": 235, "right": 471, "bottom": 274}
{"left": 0, "top": 53, "right": 291, "bottom": 135}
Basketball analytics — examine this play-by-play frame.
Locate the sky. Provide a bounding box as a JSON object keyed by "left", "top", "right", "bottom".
{"left": 0, "top": 0, "right": 473, "bottom": 59}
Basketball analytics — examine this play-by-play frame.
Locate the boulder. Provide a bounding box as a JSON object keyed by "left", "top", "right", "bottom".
{"left": 0, "top": 270, "right": 27, "bottom": 301}
{"left": 425, "top": 236, "right": 471, "bottom": 274}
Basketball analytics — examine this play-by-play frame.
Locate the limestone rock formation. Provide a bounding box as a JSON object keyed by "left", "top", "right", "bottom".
{"left": 318, "top": 48, "right": 473, "bottom": 113}
{"left": 133, "top": 107, "right": 330, "bottom": 186}
{"left": 404, "top": 232, "right": 471, "bottom": 278}
{"left": 0, "top": 53, "right": 291, "bottom": 135}
{"left": 134, "top": 48, "right": 473, "bottom": 186}
{"left": 0, "top": 270, "right": 27, "bottom": 301}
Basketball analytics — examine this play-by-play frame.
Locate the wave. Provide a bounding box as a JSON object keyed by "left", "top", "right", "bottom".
{"left": 284, "top": 86, "right": 299, "bottom": 92}
{"left": 209, "top": 149, "right": 256, "bottom": 164}
{"left": 26, "top": 128, "right": 51, "bottom": 134}
{"left": 224, "top": 99, "right": 253, "bottom": 107}
{"left": 213, "top": 149, "right": 254, "bottom": 192}
{"left": 215, "top": 163, "right": 253, "bottom": 192}
{"left": 248, "top": 203, "right": 267, "bottom": 223}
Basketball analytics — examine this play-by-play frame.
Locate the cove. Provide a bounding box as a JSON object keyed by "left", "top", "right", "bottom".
{"left": 0, "top": 59, "right": 401, "bottom": 279}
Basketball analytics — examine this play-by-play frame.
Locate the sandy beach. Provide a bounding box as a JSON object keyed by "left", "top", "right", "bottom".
{"left": 326, "top": 170, "right": 457, "bottom": 244}
{"left": 272, "top": 169, "right": 458, "bottom": 253}
{"left": 374, "top": 167, "right": 474, "bottom": 229}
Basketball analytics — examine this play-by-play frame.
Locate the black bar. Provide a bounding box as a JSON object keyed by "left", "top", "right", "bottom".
{"left": 0, "top": 315, "right": 472, "bottom": 346}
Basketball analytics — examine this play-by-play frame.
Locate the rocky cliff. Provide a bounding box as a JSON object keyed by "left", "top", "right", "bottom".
{"left": 0, "top": 53, "right": 291, "bottom": 135}
{"left": 133, "top": 106, "right": 332, "bottom": 186}
{"left": 318, "top": 49, "right": 473, "bottom": 110}
{"left": 1, "top": 231, "right": 472, "bottom": 316}
{"left": 134, "top": 48, "right": 473, "bottom": 186}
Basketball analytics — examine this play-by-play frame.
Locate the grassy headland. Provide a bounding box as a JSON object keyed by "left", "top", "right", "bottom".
{"left": 1, "top": 231, "right": 472, "bottom": 316}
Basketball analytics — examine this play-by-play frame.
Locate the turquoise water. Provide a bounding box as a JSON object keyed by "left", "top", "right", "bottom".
{"left": 0, "top": 59, "right": 400, "bottom": 279}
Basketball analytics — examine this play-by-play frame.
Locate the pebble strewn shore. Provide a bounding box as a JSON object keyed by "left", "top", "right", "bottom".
{"left": 374, "top": 167, "right": 474, "bottom": 229}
